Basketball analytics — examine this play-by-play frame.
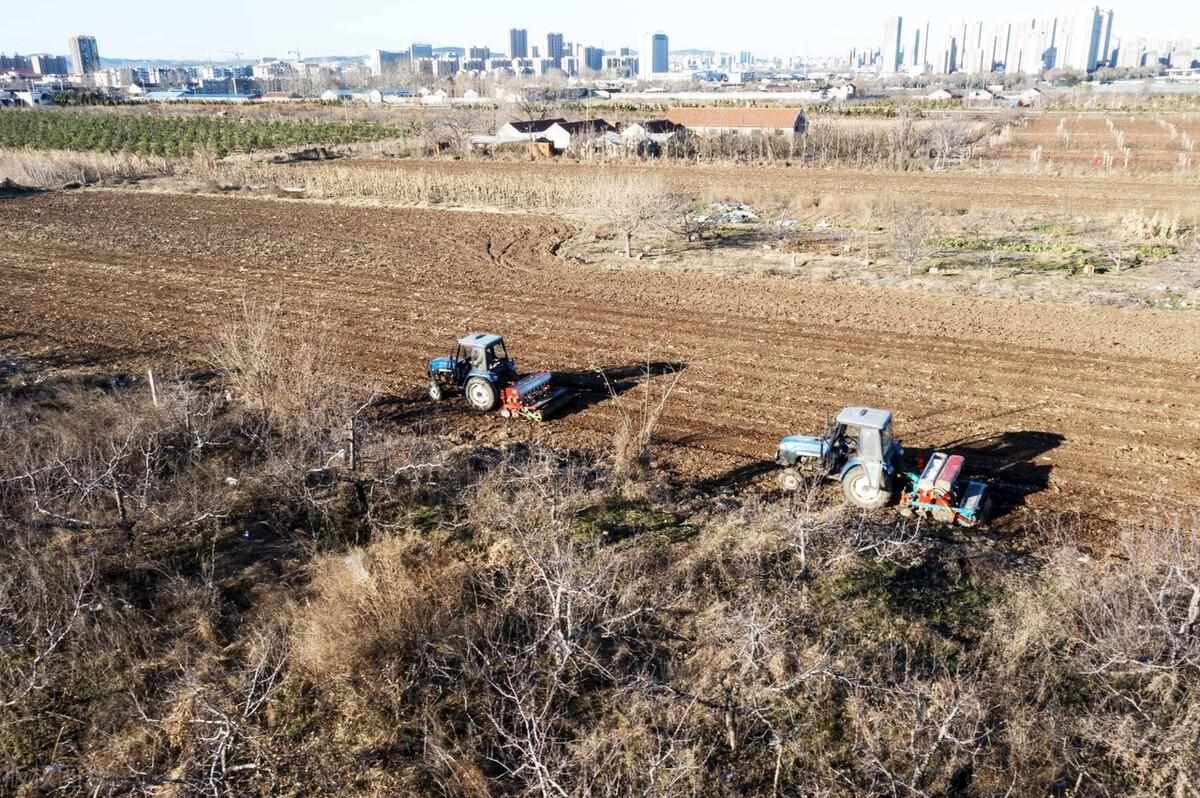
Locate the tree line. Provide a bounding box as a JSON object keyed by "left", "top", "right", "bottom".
{"left": 0, "top": 109, "right": 403, "bottom": 157}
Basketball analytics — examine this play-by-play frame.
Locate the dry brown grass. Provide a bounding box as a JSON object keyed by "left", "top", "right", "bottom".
{"left": 208, "top": 299, "right": 347, "bottom": 432}
{"left": 4, "top": 347, "right": 1199, "bottom": 797}
{"left": 212, "top": 160, "right": 675, "bottom": 215}
{"left": 290, "top": 536, "right": 468, "bottom": 690}
{"left": 0, "top": 147, "right": 172, "bottom": 188}
{"left": 1117, "top": 209, "right": 1195, "bottom": 242}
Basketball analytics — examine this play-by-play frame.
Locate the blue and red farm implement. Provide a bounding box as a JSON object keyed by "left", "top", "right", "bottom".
{"left": 777, "top": 406, "right": 993, "bottom": 527}
{"left": 898, "top": 452, "right": 991, "bottom": 528}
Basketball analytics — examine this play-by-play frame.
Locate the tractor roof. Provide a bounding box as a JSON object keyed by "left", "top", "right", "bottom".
{"left": 836, "top": 406, "right": 892, "bottom": 430}
{"left": 457, "top": 332, "right": 503, "bottom": 349}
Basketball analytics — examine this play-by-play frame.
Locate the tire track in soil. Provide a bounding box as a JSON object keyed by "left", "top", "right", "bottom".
{"left": 2, "top": 191, "right": 1199, "bottom": 529}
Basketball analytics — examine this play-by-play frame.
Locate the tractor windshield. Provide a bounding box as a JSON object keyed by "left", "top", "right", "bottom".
{"left": 490, "top": 341, "right": 508, "bottom": 363}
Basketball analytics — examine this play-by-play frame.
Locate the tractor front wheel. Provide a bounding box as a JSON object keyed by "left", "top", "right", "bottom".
{"left": 841, "top": 466, "right": 890, "bottom": 510}
{"left": 779, "top": 468, "right": 803, "bottom": 493}
{"left": 465, "top": 378, "right": 497, "bottom": 412}
{"left": 428, "top": 381, "right": 444, "bottom": 402}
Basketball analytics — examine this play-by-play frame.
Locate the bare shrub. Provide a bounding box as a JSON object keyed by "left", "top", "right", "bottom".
{"left": 606, "top": 364, "right": 684, "bottom": 482}
{"left": 0, "top": 539, "right": 95, "bottom": 711}
{"left": 209, "top": 299, "right": 346, "bottom": 433}
{"left": 928, "top": 119, "right": 979, "bottom": 169}
{"left": 1118, "top": 209, "right": 1192, "bottom": 241}
{"left": 0, "top": 385, "right": 232, "bottom": 532}
{"left": 846, "top": 666, "right": 990, "bottom": 794}
{"left": 214, "top": 162, "right": 676, "bottom": 215}
{"left": 989, "top": 520, "right": 1200, "bottom": 796}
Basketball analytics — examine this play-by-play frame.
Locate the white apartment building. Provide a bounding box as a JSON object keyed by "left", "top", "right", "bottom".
{"left": 881, "top": 17, "right": 903, "bottom": 73}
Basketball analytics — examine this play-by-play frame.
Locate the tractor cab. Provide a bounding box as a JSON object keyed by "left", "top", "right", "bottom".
{"left": 428, "top": 333, "right": 518, "bottom": 411}
{"left": 454, "top": 334, "right": 512, "bottom": 375}
{"left": 778, "top": 406, "right": 903, "bottom": 510}
{"left": 831, "top": 407, "right": 901, "bottom": 496}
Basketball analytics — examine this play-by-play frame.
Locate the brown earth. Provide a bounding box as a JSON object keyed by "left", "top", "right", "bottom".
{"left": 2, "top": 190, "right": 1199, "bottom": 531}
{"left": 993, "top": 114, "right": 1200, "bottom": 173}
{"left": 292, "top": 157, "right": 1200, "bottom": 216}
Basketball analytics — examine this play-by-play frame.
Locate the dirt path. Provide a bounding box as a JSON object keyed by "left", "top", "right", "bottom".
{"left": 3, "top": 191, "right": 1198, "bottom": 530}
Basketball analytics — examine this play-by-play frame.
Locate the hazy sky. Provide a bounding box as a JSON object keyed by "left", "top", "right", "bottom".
{"left": 5, "top": 1, "right": 1196, "bottom": 61}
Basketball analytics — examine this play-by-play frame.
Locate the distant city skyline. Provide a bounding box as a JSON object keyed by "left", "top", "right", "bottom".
{"left": 3, "top": 0, "right": 1196, "bottom": 61}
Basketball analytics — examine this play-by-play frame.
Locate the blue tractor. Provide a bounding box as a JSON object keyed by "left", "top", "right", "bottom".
{"left": 427, "top": 333, "right": 518, "bottom": 412}
{"left": 776, "top": 406, "right": 991, "bottom": 526}
{"left": 776, "top": 406, "right": 902, "bottom": 510}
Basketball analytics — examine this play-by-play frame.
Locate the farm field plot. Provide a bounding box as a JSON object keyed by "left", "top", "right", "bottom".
{"left": 991, "top": 113, "right": 1200, "bottom": 173}
{"left": 290, "top": 157, "right": 1200, "bottom": 216}
{"left": 2, "top": 190, "right": 1199, "bottom": 529}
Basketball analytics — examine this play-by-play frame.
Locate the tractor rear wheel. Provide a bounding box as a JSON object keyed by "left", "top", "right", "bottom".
{"left": 841, "top": 466, "right": 890, "bottom": 510}
{"left": 465, "top": 378, "right": 496, "bottom": 412}
{"left": 428, "top": 381, "right": 444, "bottom": 402}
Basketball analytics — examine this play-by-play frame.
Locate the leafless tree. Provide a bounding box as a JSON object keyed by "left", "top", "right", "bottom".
{"left": 666, "top": 201, "right": 717, "bottom": 245}
{"left": 604, "top": 362, "right": 685, "bottom": 482}
{"left": 593, "top": 176, "right": 672, "bottom": 258}
{"left": 887, "top": 110, "right": 922, "bottom": 171}
{"left": 428, "top": 106, "right": 485, "bottom": 154}
{"left": 890, "top": 201, "right": 934, "bottom": 277}
{"left": 770, "top": 215, "right": 807, "bottom": 267}
{"left": 928, "top": 119, "right": 976, "bottom": 169}
{"left": 986, "top": 244, "right": 1002, "bottom": 279}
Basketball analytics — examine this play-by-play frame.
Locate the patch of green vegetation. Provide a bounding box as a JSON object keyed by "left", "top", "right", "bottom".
{"left": 830, "top": 554, "right": 1001, "bottom": 644}
{"left": 573, "top": 500, "right": 698, "bottom": 545}
{"left": 267, "top": 682, "right": 325, "bottom": 742}
{"left": 930, "top": 235, "right": 987, "bottom": 251}
{"left": 930, "top": 235, "right": 1089, "bottom": 259}
{"left": 1136, "top": 243, "right": 1178, "bottom": 261}
{"left": 1021, "top": 258, "right": 1083, "bottom": 273}
{"left": 998, "top": 240, "right": 1087, "bottom": 255}
{"left": 1032, "top": 222, "right": 1074, "bottom": 237}
{"left": 0, "top": 109, "right": 402, "bottom": 158}
{"left": 408, "top": 502, "right": 448, "bottom": 533}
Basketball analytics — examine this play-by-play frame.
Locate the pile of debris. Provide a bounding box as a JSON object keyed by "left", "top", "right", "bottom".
{"left": 697, "top": 201, "right": 760, "bottom": 225}
{"left": 269, "top": 147, "right": 341, "bottom": 164}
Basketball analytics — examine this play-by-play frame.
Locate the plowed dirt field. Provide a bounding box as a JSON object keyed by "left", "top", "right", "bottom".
{"left": 3, "top": 191, "right": 1199, "bottom": 529}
